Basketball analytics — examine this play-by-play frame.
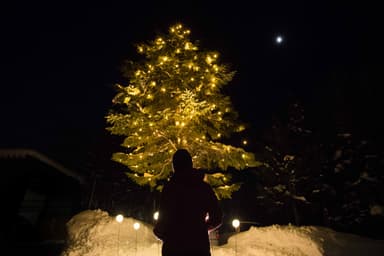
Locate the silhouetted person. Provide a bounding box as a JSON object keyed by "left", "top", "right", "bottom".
{"left": 154, "top": 149, "right": 222, "bottom": 256}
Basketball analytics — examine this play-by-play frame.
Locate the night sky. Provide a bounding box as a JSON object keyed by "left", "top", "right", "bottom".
{"left": 1, "top": 2, "right": 381, "bottom": 172}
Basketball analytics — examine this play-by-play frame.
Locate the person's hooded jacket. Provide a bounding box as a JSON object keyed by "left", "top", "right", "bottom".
{"left": 154, "top": 157, "right": 222, "bottom": 254}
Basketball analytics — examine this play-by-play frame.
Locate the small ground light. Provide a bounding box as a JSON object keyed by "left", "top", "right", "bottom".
{"left": 133, "top": 222, "right": 140, "bottom": 256}
{"left": 232, "top": 219, "right": 240, "bottom": 256}
{"left": 116, "top": 214, "right": 124, "bottom": 223}
{"left": 232, "top": 219, "right": 240, "bottom": 229}
{"left": 153, "top": 211, "right": 159, "bottom": 221}
{"left": 115, "top": 214, "right": 124, "bottom": 256}
{"left": 153, "top": 212, "right": 161, "bottom": 256}
{"left": 133, "top": 222, "right": 141, "bottom": 230}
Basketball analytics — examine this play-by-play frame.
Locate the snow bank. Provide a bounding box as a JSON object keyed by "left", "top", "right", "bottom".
{"left": 61, "top": 209, "right": 384, "bottom": 256}
{"left": 61, "top": 209, "right": 159, "bottom": 256}
{"left": 215, "top": 225, "right": 323, "bottom": 256}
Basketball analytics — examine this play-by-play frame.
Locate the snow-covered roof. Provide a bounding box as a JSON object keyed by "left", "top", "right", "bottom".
{"left": 0, "top": 148, "right": 85, "bottom": 184}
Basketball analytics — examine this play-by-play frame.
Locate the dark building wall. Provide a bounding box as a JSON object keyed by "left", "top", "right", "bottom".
{"left": 0, "top": 153, "right": 85, "bottom": 255}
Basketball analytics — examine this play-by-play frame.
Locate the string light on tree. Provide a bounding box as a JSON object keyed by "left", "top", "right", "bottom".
{"left": 106, "top": 23, "right": 262, "bottom": 199}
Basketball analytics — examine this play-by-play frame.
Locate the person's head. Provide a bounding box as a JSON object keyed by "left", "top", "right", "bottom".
{"left": 172, "top": 149, "right": 193, "bottom": 172}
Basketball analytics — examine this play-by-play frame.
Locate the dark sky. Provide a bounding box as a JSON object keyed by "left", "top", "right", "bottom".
{"left": 1, "top": 2, "right": 381, "bottom": 171}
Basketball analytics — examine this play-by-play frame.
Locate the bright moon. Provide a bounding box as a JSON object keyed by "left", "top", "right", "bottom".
{"left": 276, "top": 36, "right": 283, "bottom": 44}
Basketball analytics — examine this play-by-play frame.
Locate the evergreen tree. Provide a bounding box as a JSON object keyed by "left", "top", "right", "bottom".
{"left": 106, "top": 23, "right": 260, "bottom": 199}
{"left": 256, "top": 101, "right": 324, "bottom": 225}
{"left": 322, "top": 132, "right": 384, "bottom": 236}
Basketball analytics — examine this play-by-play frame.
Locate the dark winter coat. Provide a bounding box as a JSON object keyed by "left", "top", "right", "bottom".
{"left": 154, "top": 168, "right": 222, "bottom": 256}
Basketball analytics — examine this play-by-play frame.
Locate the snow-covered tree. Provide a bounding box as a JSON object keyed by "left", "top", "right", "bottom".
{"left": 105, "top": 23, "right": 260, "bottom": 199}
{"left": 255, "top": 101, "right": 325, "bottom": 225}
{"left": 322, "top": 132, "right": 384, "bottom": 234}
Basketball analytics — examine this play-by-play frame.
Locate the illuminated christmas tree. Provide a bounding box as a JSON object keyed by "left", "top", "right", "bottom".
{"left": 106, "top": 23, "right": 261, "bottom": 199}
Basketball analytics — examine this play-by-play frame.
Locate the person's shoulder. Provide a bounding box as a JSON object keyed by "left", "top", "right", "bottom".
{"left": 193, "top": 169, "right": 205, "bottom": 180}
{"left": 161, "top": 180, "right": 174, "bottom": 192}
{"left": 199, "top": 177, "right": 214, "bottom": 191}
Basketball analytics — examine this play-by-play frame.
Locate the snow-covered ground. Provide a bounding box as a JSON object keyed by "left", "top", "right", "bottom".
{"left": 61, "top": 209, "right": 384, "bottom": 256}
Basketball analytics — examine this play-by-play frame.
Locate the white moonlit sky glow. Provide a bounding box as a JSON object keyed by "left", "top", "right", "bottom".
{"left": 275, "top": 35, "right": 283, "bottom": 44}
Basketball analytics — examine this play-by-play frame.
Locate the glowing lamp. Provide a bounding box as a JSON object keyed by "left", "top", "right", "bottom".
{"left": 116, "top": 214, "right": 124, "bottom": 223}
{"left": 153, "top": 211, "right": 159, "bottom": 221}
{"left": 232, "top": 219, "right": 240, "bottom": 229}
{"left": 133, "top": 222, "right": 141, "bottom": 230}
